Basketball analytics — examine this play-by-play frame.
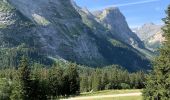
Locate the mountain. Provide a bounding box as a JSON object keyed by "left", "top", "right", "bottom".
{"left": 133, "top": 23, "right": 163, "bottom": 41}
{"left": 92, "top": 7, "right": 145, "bottom": 49}
{"left": 92, "top": 7, "right": 154, "bottom": 59}
{"left": 133, "top": 23, "right": 164, "bottom": 51}
{"left": 0, "top": 0, "right": 150, "bottom": 71}
{"left": 144, "top": 32, "right": 164, "bottom": 51}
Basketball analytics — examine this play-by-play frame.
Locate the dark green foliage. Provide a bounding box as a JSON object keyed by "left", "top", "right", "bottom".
{"left": 18, "top": 56, "right": 31, "bottom": 100}
{"left": 0, "top": 55, "right": 147, "bottom": 100}
{"left": 91, "top": 69, "right": 102, "bottom": 91}
{"left": 30, "top": 64, "right": 49, "bottom": 100}
{"left": 79, "top": 65, "right": 146, "bottom": 92}
{"left": 0, "top": 61, "right": 81, "bottom": 99}
{"left": 65, "top": 63, "right": 80, "bottom": 95}
{"left": 0, "top": 44, "right": 54, "bottom": 69}
{"left": 48, "top": 64, "right": 64, "bottom": 97}
{"left": 80, "top": 76, "right": 89, "bottom": 92}
{"left": 143, "top": 5, "right": 170, "bottom": 100}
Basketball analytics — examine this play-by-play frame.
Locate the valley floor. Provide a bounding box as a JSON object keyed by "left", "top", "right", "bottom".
{"left": 61, "top": 89, "right": 142, "bottom": 100}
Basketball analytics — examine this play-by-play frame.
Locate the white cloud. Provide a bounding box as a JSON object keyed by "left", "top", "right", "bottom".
{"left": 114, "top": 0, "right": 160, "bottom": 7}
{"left": 93, "top": 0, "right": 160, "bottom": 11}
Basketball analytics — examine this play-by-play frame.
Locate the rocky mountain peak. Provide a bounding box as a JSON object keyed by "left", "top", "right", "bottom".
{"left": 93, "top": 7, "right": 124, "bottom": 20}
{"left": 133, "top": 23, "right": 164, "bottom": 51}
{"left": 134, "top": 23, "right": 163, "bottom": 41}
{"left": 93, "top": 7, "right": 144, "bottom": 48}
{"left": 104, "top": 7, "right": 122, "bottom": 15}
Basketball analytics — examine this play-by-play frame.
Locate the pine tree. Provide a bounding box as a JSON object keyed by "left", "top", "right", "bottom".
{"left": 80, "top": 76, "right": 88, "bottom": 92}
{"left": 101, "top": 72, "right": 109, "bottom": 90}
{"left": 65, "top": 63, "right": 80, "bottom": 95}
{"left": 92, "top": 69, "right": 102, "bottom": 91}
{"left": 143, "top": 5, "right": 170, "bottom": 100}
{"left": 18, "top": 56, "right": 31, "bottom": 100}
{"left": 31, "top": 64, "right": 48, "bottom": 100}
{"left": 48, "top": 65, "right": 64, "bottom": 98}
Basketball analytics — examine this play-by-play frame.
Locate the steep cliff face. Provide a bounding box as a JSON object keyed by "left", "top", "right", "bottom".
{"left": 133, "top": 23, "right": 163, "bottom": 40}
{"left": 133, "top": 23, "right": 164, "bottom": 51}
{"left": 93, "top": 7, "right": 144, "bottom": 48}
{"left": 145, "top": 32, "right": 164, "bottom": 51}
{"left": 0, "top": 0, "right": 106, "bottom": 66}
{"left": 0, "top": 0, "right": 150, "bottom": 71}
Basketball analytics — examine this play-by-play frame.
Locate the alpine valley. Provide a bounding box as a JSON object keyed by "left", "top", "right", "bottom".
{"left": 0, "top": 0, "right": 157, "bottom": 71}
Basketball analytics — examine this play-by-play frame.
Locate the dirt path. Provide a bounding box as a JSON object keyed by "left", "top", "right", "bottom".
{"left": 61, "top": 92, "right": 142, "bottom": 100}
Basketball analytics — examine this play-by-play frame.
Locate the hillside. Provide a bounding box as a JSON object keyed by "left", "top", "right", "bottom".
{"left": 92, "top": 7, "right": 154, "bottom": 59}
{"left": 93, "top": 7, "right": 145, "bottom": 49}
{"left": 0, "top": 0, "right": 150, "bottom": 71}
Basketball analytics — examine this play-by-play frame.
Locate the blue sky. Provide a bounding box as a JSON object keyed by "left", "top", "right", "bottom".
{"left": 74, "top": 0, "right": 170, "bottom": 28}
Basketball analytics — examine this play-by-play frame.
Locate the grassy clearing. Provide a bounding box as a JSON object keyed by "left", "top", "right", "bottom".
{"left": 84, "top": 95, "right": 142, "bottom": 100}
{"left": 80, "top": 89, "right": 142, "bottom": 96}
{"left": 62, "top": 89, "right": 142, "bottom": 100}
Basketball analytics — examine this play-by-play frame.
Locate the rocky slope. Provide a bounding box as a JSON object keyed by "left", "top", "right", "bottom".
{"left": 133, "top": 23, "right": 164, "bottom": 51}
{"left": 144, "top": 31, "right": 164, "bottom": 51}
{"left": 133, "top": 23, "right": 163, "bottom": 40}
{"left": 0, "top": 0, "right": 107, "bottom": 66}
{"left": 0, "top": 0, "right": 150, "bottom": 71}
{"left": 93, "top": 7, "right": 145, "bottom": 49}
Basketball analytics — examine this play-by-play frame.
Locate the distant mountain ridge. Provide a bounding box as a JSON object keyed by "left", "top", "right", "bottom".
{"left": 133, "top": 23, "right": 164, "bottom": 51}
{"left": 133, "top": 23, "right": 163, "bottom": 40}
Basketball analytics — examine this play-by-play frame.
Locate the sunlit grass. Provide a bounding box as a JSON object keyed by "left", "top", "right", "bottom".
{"left": 85, "top": 95, "right": 142, "bottom": 100}
{"left": 80, "top": 89, "right": 142, "bottom": 96}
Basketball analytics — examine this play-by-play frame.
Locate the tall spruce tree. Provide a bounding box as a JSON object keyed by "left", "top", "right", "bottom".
{"left": 92, "top": 69, "right": 102, "bottom": 91}
{"left": 143, "top": 5, "right": 170, "bottom": 100}
{"left": 65, "top": 63, "right": 80, "bottom": 95}
{"left": 48, "top": 65, "right": 64, "bottom": 98}
{"left": 18, "top": 56, "right": 31, "bottom": 100}
{"left": 80, "top": 76, "right": 88, "bottom": 92}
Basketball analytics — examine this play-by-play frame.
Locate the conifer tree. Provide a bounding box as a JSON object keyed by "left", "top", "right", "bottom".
{"left": 143, "top": 5, "right": 170, "bottom": 100}
{"left": 80, "top": 76, "right": 88, "bottom": 92}
{"left": 66, "top": 63, "right": 80, "bottom": 95}
{"left": 92, "top": 69, "right": 102, "bottom": 91}
{"left": 18, "top": 56, "right": 31, "bottom": 100}
{"left": 48, "top": 65, "right": 64, "bottom": 98}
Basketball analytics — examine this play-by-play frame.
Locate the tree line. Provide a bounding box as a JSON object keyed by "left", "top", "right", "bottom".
{"left": 0, "top": 56, "right": 80, "bottom": 100}
{"left": 79, "top": 65, "right": 146, "bottom": 92}
{"left": 0, "top": 56, "right": 147, "bottom": 100}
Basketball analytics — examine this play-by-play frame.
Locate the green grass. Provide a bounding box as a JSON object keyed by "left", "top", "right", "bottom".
{"left": 80, "top": 89, "right": 142, "bottom": 96}
{"left": 109, "top": 39, "right": 128, "bottom": 48}
{"left": 67, "top": 89, "right": 143, "bottom": 100}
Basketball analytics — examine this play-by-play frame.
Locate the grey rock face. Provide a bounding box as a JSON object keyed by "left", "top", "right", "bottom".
{"left": 133, "top": 23, "right": 164, "bottom": 51}
{"left": 0, "top": 0, "right": 106, "bottom": 66}
{"left": 93, "top": 7, "right": 144, "bottom": 48}
{"left": 133, "top": 23, "right": 163, "bottom": 41}
{"left": 0, "top": 0, "right": 150, "bottom": 71}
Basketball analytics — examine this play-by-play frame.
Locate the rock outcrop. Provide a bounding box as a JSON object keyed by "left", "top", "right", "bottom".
{"left": 133, "top": 23, "right": 164, "bottom": 51}
{"left": 93, "top": 7, "right": 145, "bottom": 48}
